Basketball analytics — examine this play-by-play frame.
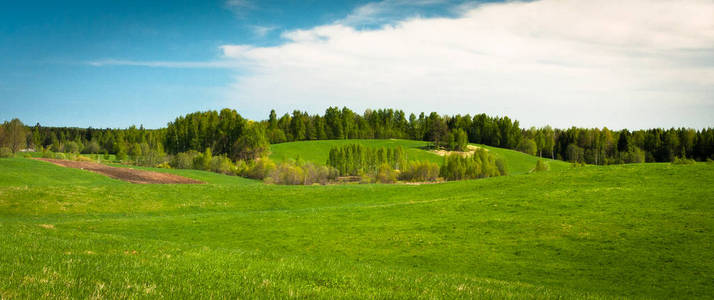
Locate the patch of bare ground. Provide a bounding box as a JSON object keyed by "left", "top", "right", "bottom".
{"left": 33, "top": 158, "right": 203, "bottom": 184}
{"left": 431, "top": 144, "right": 487, "bottom": 157}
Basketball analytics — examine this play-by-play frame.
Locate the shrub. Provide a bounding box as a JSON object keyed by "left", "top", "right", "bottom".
{"left": 74, "top": 155, "right": 94, "bottom": 162}
{"left": 171, "top": 151, "right": 199, "bottom": 169}
{"left": 231, "top": 160, "right": 248, "bottom": 176}
{"left": 116, "top": 147, "right": 127, "bottom": 162}
{"left": 54, "top": 152, "right": 66, "bottom": 160}
{"left": 399, "top": 161, "right": 440, "bottom": 182}
{"left": 193, "top": 148, "right": 212, "bottom": 170}
{"left": 0, "top": 147, "right": 12, "bottom": 158}
{"left": 64, "top": 141, "right": 81, "bottom": 154}
{"left": 533, "top": 160, "right": 549, "bottom": 172}
{"left": 243, "top": 158, "right": 276, "bottom": 180}
{"left": 135, "top": 149, "right": 168, "bottom": 167}
{"left": 210, "top": 155, "right": 234, "bottom": 174}
{"left": 82, "top": 140, "right": 101, "bottom": 154}
{"left": 156, "top": 162, "right": 172, "bottom": 169}
{"left": 672, "top": 157, "right": 696, "bottom": 165}
{"left": 376, "top": 163, "right": 398, "bottom": 184}
{"left": 495, "top": 158, "right": 508, "bottom": 175}
{"left": 42, "top": 150, "right": 54, "bottom": 158}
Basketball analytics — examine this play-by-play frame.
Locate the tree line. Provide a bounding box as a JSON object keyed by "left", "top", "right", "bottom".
{"left": 3, "top": 107, "right": 713, "bottom": 165}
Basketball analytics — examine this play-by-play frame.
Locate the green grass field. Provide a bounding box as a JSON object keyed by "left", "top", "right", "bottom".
{"left": 1, "top": 153, "right": 713, "bottom": 298}
{"left": 270, "top": 139, "right": 570, "bottom": 175}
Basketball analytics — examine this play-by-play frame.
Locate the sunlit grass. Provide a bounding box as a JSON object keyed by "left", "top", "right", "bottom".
{"left": 1, "top": 157, "right": 712, "bottom": 298}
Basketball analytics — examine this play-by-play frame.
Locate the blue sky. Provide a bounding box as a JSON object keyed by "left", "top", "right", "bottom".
{"left": 1, "top": 0, "right": 712, "bottom": 129}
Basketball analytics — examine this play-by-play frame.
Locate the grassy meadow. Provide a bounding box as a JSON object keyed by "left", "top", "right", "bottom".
{"left": 1, "top": 149, "right": 713, "bottom": 298}
{"left": 270, "top": 139, "right": 570, "bottom": 175}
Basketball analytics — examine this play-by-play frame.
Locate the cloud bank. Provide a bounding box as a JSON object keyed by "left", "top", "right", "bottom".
{"left": 220, "top": 0, "right": 714, "bottom": 129}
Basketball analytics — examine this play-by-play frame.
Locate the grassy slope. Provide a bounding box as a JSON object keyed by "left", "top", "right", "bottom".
{"left": 270, "top": 139, "right": 443, "bottom": 165}
{"left": 270, "top": 139, "right": 570, "bottom": 175}
{"left": 1, "top": 158, "right": 713, "bottom": 298}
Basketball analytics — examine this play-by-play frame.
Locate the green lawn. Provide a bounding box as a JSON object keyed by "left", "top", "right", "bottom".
{"left": 1, "top": 157, "right": 713, "bottom": 298}
{"left": 270, "top": 139, "right": 570, "bottom": 175}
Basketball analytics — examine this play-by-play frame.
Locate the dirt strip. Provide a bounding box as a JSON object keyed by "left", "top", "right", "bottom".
{"left": 33, "top": 158, "right": 203, "bottom": 184}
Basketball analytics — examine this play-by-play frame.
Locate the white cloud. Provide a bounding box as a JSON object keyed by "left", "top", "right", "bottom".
{"left": 219, "top": 0, "right": 714, "bottom": 129}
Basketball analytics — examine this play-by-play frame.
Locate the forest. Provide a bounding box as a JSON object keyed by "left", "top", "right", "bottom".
{"left": 1, "top": 107, "right": 712, "bottom": 165}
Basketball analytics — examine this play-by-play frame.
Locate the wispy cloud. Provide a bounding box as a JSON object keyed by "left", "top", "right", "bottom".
{"left": 225, "top": 0, "right": 254, "bottom": 9}
{"left": 225, "top": 0, "right": 256, "bottom": 17}
{"left": 338, "top": 0, "right": 448, "bottom": 27}
{"left": 250, "top": 25, "right": 278, "bottom": 37}
{"left": 87, "top": 59, "right": 240, "bottom": 69}
{"left": 218, "top": 0, "right": 714, "bottom": 129}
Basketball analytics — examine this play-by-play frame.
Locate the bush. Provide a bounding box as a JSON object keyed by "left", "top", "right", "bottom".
{"left": 171, "top": 151, "right": 199, "bottom": 169}
{"left": 242, "top": 158, "right": 276, "bottom": 180}
{"left": 42, "top": 150, "right": 54, "bottom": 158}
{"left": 399, "top": 161, "right": 440, "bottom": 182}
{"left": 74, "top": 155, "right": 94, "bottom": 162}
{"left": 0, "top": 147, "right": 12, "bottom": 158}
{"left": 495, "top": 158, "right": 508, "bottom": 175}
{"left": 82, "top": 140, "right": 101, "bottom": 154}
{"left": 135, "top": 149, "right": 168, "bottom": 167}
{"left": 64, "top": 141, "right": 81, "bottom": 154}
{"left": 672, "top": 157, "right": 696, "bottom": 165}
{"left": 54, "top": 152, "right": 66, "bottom": 160}
{"left": 193, "top": 148, "right": 212, "bottom": 170}
{"left": 210, "top": 155, "right": 234, "bottom": 174}
{"left": 376, "top": 163, "right": 398, "bottom": 184}
{"left": 533, "top": 160, "right": 549, "bottom": 172}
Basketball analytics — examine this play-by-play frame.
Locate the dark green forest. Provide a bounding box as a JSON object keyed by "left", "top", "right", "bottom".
{"left": 2, "top": 107, "right": 713, "bottom": 164}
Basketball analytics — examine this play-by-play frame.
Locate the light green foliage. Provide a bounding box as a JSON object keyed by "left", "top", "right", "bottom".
{"left": 241, "top": 158, "right": 276, "bottom": 180}
{"left": 327, "top": 144, "right": 406, "bottom": 176}
{"left": 267, "top": 161, "right": 337, "bottom": 185}
{"left": 0, "top": 159, "right": 712, "bottom": 298}
{"left": 534, "top": 159, "right": 550, "bottom": 172}
{"left": 272, "top": 139, "right": 568, "bottom": 176}
{"left": 192, "top": 148, "right": 213, "bottom": 170}
{"left": 399, "top": 161, "right": 440, "bottom": 182}
{"left": 170, "top": 150, "right": 199, "bottom": 169}
{"left": 440, "top": 149, "right": 502, "bottom": 181}
{"left": 445, "top": 129, "right": 468, "bottom": 151}
{"left": 376, "top": 163, "right": 398, "bottom": 183}
{"left": 0, "top": 147, "right": 12, "bottom": 158}
{"left": 672, "top": 157, "right": 696, "bottom": 165}
{"left": 271, "top": 139, "right": 442, "bottom": 166}
{"left": 210, "top": 155, "right": 234, "bottom": 175}
{"left": 519, "top": 138, "right": 538, "bottom": 156}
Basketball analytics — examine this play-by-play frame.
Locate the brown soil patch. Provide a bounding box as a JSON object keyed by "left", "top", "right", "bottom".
{"left": 33, "top": 158, "right": 203, "bottom": 184}
{"left": 432, "top": 145, "right": 487, "bottom": 157}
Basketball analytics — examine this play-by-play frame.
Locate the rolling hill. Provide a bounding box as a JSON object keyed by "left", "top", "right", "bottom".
{"left": 269, "top": 139, "right": 570, "bottom": 175}
{"left": 1, "top": 157, "right": 712, "bottom": 298}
